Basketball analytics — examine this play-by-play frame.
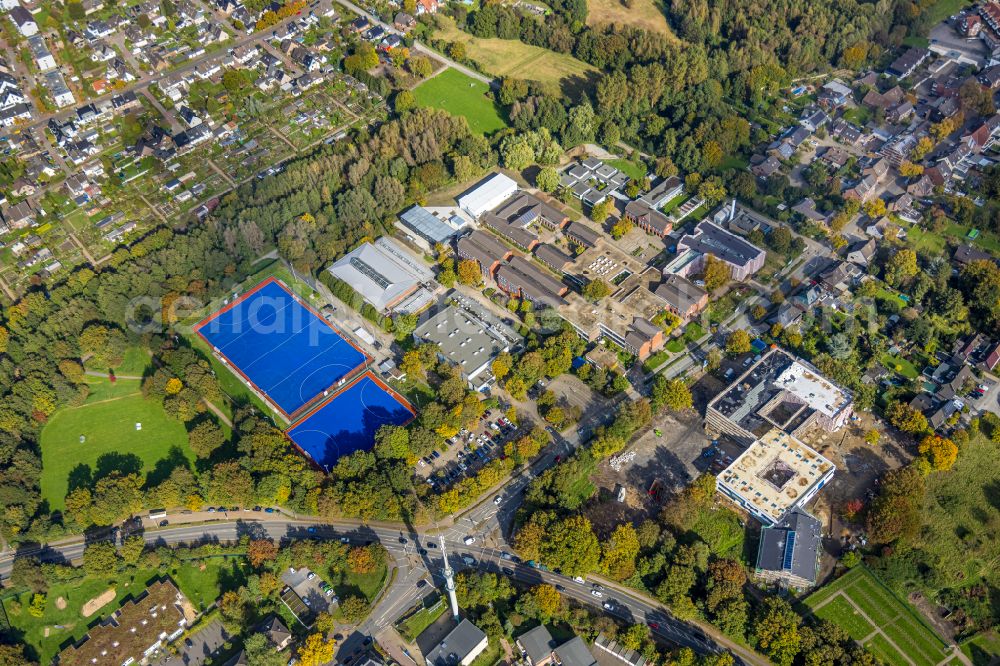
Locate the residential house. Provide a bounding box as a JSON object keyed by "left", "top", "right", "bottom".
{"left": 953, "top": 243, "right": 995, "bottom": 267}
{"left": 44, "top": 70, "right": 76, "bottom": 107}
{"left": 799, "top": 107, "right": 828, "bottom": 132}
{"left": 961, "top": 13, "right": 983, "bottom": 37}
{"left": 1, "top": 202, "right": 36, "bottom": 231}
{"left": 979, "top": 64, "right": 1000, "bottom": 89}
{"left": 846, "top": 238, "right": 876, "bottom": 267}
{"left": 27, "top": 34, "right": 55, "bottom": 71}
{"left": 818, "top": 146, "right": 850, "bottom": 169}
{"left": 861, "top": 156, "right": 890, "bottom": 182}
{"left": 792, "top": 198, "right": 830, "bottom": 226}
{"left": 862, "top": 85, "right": 904, "bottom": 111}
{"left": 843, "top": 174, "right": 878, "bottom": 202}
{"left": 961, "top": 114, "right": 1000, "bottom": 152}
{"left": 886, "top": 47, "right": 929, "bottom": 79}
{"left": 416, "top": 0, "right": 439, "bottom": 13}
{"left": 818, "top": 79, "right": 852, "bottom": 109}
{"left": 393, "top": 11, "right": 415, "bottom": 31}
{"left": 750, "top": 155, "right": 781, "bottom": 179}
{"left": 9, "top": 5, "right": 38, "bottom": 37}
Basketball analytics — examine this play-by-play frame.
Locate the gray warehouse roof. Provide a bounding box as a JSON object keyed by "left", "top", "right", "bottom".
{"left": 756, "top": 508, "right": 822, "bottom": 584}
{"left": 426, "top": 619, "right": 488, "bottom": 666}
{"left": 400, "top": 206, "right": 461, "bottom": 245}
{"left": 327, "top": 237, "right": 432, "bottom": 312}
{"left": 413, "top": 304, "right": 521, "bottom": 382}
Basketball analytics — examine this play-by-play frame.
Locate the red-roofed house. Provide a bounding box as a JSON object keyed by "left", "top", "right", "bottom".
{"left": 961, "top": 114, "right": 1000, "bottom": 152}
{"left": 416, "top": 0, "right": 439, "bottom": 13}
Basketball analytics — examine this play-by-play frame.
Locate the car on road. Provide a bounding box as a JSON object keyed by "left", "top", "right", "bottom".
{"left": 159, "top": 519, "right": 169, "bottom": 527}
{"left": 427, "top": 541, "right": 437, "bottom": 548}
{"left": 502, "top": 567, "right": 514, "bottom": 576}
{"left": 494, "top": 495, "right": 503, "bottom": 505}
{"left": 573, "top": 576, "right": 586, "bottom": 584}
{"left": 647, "top": 622, "right": 659, "bottom": 630}
{"left": 340, "top": 536, "right": 350, "bottom": 543}
{"left": 603, "top": 601, "right": 615, "bottom": 611}
{"left": 252, "top": 506, "right": 262, "bottom": 511}
{"left": 264, "top": 507, "right": 276, "bottom": 513}
{"left": 464, "top": 536, "right": 476, "bottom": 545}
{"left": 590, "top": 589, "right": 603, "bottom": 598}
{"left": 418, "top": 548, "right": 428, "bottom": 556}
{"left": 416, "top": 579, "right": 427, "bottom": 588}
{"left": 461, "top": 555, "right": 476, "bottom": 566}
{"left": 500, "top": 552, "right": 512, "bottom": 560}
{"left": 307, "top": 526, "right": 317, "bottom": 533}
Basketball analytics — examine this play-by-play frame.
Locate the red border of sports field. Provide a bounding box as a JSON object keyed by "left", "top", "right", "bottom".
{"left": 193, "top": 276, "right": 372, "bottom": 421}
{"left": 284, "top": 370, "right": 417, "bottom": 469}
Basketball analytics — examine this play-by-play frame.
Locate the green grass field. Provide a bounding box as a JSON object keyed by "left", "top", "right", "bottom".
{"left": 804, "top": 567, "right": 952, "bottom": 666}
{"left": 606, "top": 158, "right": 647, "bottom": 181}
{"left": 40, "top": 376, "right": 192, "bottom": 509}
{"left": 2, "top": 561, "right": 237, "bottom": 664}
{"left": 962, "top": 631, "right": 1000, "bottom": 665}
{"left": 84, "top": 346, "right": 151, "bottom": 377}
{"left": 397, "top": 598, "right": 447, "bottom": 642}
{"left": 881, "top": 354, "right": 920, "bottom": 379}
{"left": 430, "top": 16, "right": 598, "bottom": 98}
{"left": 412, "top": 68, "right": 507, "bottom": 135}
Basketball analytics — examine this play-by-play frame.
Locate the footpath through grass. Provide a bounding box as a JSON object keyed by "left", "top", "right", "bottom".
{"left": 412, "top": 68, "right": 507, "bottom": 135}
{"left": 804, "top": 567, "right": 951, "bottom": 666}
{"left": 39, "top": 375, "right": 192, "bottom": 510}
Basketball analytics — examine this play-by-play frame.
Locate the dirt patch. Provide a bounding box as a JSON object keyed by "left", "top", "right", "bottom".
{"left": 55, "top": 596, "right": 66, "bottom": 610}
{"left": 909, "top": 591, "right": 959, "bottom": 642}
{"left": 180, "top": 597, "right": 198, "bottom": 624}
{"left": 81, "top": 588, "right": 116, "bottom": 617}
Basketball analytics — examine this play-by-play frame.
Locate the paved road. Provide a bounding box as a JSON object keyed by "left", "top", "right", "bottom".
{"left": 329, "top": 0, "right": 494, "bottom": 86}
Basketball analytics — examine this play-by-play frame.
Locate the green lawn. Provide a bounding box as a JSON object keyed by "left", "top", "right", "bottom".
{"left": 962, "top": 631, "right": 1000, "bottom": 665}
{"left": 881, "top": 354, "right": 920, "bottom": 379}
{"left": 606, "top": 158, "right": 646, "bottom": 181}
{"left": 804, "top": 567, "right": 951, "bottom": 666}
{"left": 659, "top": 193, "right": 688, "bottom": 215}
{"left": 412, "top": 68, "right": 507, "bottom": 135}
{"left": 842, "top": 106, "right": 871, "bottom": 127}
{"left": 665, "top": 338, "right": 686, "bottom": 353}
{"left": 84, "top": 345, "right": 151, "bottom": 377}
{"left": 40, "top": 376, "right": 192, "bottom": 509}
{"left": 907, "top": 222, "right": 1000, "bottom": 257}
{"left": 397, "top": 598, "right": 447, "bottom": 642}
{"left": 2, "top": 563, "right": 236, "bottom": 665}
{"left": 922, "top": 0, "right": 973, "bottom": 27}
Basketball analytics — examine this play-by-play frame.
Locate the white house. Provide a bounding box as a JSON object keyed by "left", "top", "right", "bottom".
{"left": 28, "top": 35, "right": 56, "bottom": 72}
{"left": 9, "top": 5, "right": 38, "bottom": 37}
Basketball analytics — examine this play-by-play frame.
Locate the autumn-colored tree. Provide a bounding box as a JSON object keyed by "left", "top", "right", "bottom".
{"left": 457, "top": 259, "right": 483, "bottom": 286}
{"left": 348, "top": 545, "right": 378, "bottom": 573}
{"left": 298, "top": 633, "right": 336, "bottom": 666}
{"left": 864, "top": 429, "right": 880, "bottom": 446}
{"left": 911, "top": 136, "right": 934, "bottom": 161}
{"left": 610, "top": 217, "right": 633, "bottom": 240}
{"left": 165, "top": 377, "right": 183, "bottom": 395}
{"left": 918, "top": 434, "right": 958, "bottom": 471}
{"left": 703, "top": 255, "right": 730, "bottom": 292}
{"left": 899, "top": 161, "right": 924, "bottom": 177}
{"left": 590, "top": 198, "right": 613, "bottom": 224}
{"left": 885, "top": 400, "right": 928, "bottom": 435}
{"left": 247, "top": 539, "right": 279, "bottom": 568}
{"left": 863, "top": 197, "right": 886, "bottom": 218}
{"left": 725, "top": 329, "right": 752, "bottom": 357}
{"left": 528, "top": 583, "right": 562, "bottom": 620}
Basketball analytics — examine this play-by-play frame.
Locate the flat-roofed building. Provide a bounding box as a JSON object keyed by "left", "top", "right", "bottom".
{"left": 457, "top": 172, "right": 517, "bottom": 218}
{"left": 413, "top": 297, "right": 522, "bottom": 391}
{"left": 327, "top": 236, "right": 435, "bottom": 314}
{"left": 638, "top": 176, "right": 683, "bottom": 209}
{"left": 58, "top": 580, "right": 189, "bottom": 666}
{"left": 669, "top": 219, "right": 766, "bottom": 282}
{"left": 754, "top": 508, "right": 822, "bottom": 588}
{"left": 426, "top": 619, "right": 489, "bottom": 666}
{"left": 716, "top": 428, "right": 836, "bottom": 525}
{"left": 456, "top": 230, "right": 511, "bottom": 277}
{"left": 706, "top": 347, "right": 854, "bottom": 445}
{"left": 398, "top": 205, "right": 467, "bottom": 248}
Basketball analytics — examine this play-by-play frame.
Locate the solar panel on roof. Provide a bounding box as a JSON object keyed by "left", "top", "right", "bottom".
{"left": 782, "top": 531, "right": 796, "bottom": 570}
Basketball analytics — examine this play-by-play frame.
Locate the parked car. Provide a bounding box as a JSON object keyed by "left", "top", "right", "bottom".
{"left": 590, "top": 589, "right": 603, "bottom": 598}
{"left": 464, "top": 536, "right": 476, "bottom": 545}
{"left": 494, "top": 495, "right": 503, "bottom": 505}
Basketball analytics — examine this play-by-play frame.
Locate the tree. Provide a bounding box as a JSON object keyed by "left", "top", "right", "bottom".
{"left": 82, "top": 542, "right": 119, "bottom": 576}
{"left": 189, "top": 419, "right": 225, "bottom": 458}
{"left": 602, "top": 523, "right": 640, "bottom": 580}
{"left": 651, "top": 376, "right": 692, "bottom": 412}
{"left": 703, "top": 255, "right": 730, "bottom": 292}
{"left": 298, "top": 633, "right": 336, "bottom": 666}
{"left": 582, "top": 279, "right": 610, "bottom": 301}
{"left": 408, "top": 56, "right": 432, "bottom": 78}
{"left": 918, "top": 434, "right": 958, "bottom": 471}
{"left": 348, "top": 545, "right": 379, "bottom": 573}
{"left": 863, "top": 197, "right": 886, "bottom": 218}
{"left": 0, "top": 643, "right": 36, "bottom": 666}
{"left": 864, "top": 429, "right": 880, "bottom": 446}
{"left": 610, "top": 217, "right": 633, "bottom": 240}
{"left": 725, "top": 329, "right": 752, "bottom": 357}
{"left": 899, "top": 161, "right": 923, "bottom": 177}
{"left": 79, "top": 323, "right": 127, "bottom": 367}
{"left": 753, "top": 597, "right": 801, "bottom": 666}
{"left": 394, "top": 90, "right": 416, "bottom": 113}
{"left": 10, "top": 557, "right": 47, "bottom": 594}
{"left": 500, "top": 134, "right": 535, "bottom": 170}
{"left": 243, "top": 633, "right": 287, "bottom": 666}
{"left": 339, "top": 595, "right": 369, "bottom": 623}
{"left": 528, "top": 583, "right": 561, "bottom": 620}
{"left": 885, "top": 400, "right": 928, "bottom": 435}
{"left": 590, "top": 199, "right": 613, "bottom": 224}
{"left": 448, "top": 41, "right": 467, "bottom": 61}
{"left": 536, "top": 167, "right": 559, "bottom": 192}
{"left": 457, "top": 259, "right": 483, "bottom": 286}
{"left": 247, "top": 539, "right": 279, "bottom": 568}
{"left": 120, "top": 535, "right": 145, "bottom": 565}
{"left": 866, "top": 465, "right": 924, "bottom": 544}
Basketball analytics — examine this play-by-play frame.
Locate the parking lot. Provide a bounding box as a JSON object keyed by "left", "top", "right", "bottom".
{"left": 281, "top": 566, "right": 340, "bottom": 623}
{"left": 417, "top": 409, "right": 521, "bottom": 491}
